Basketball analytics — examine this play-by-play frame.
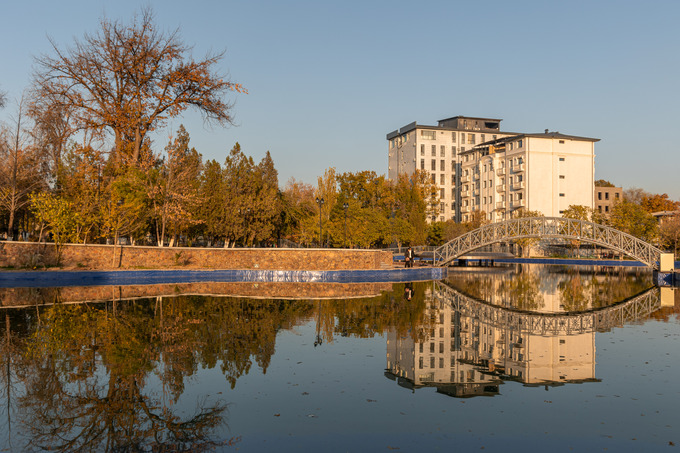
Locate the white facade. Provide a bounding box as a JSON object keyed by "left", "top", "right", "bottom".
{"left": 387, "top": 117, "right": 598, "bottom": 222}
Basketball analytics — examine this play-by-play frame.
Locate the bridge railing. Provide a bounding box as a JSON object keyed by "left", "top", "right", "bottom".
{"left": 434, "top": 217, "right": 665, "bottom": 270}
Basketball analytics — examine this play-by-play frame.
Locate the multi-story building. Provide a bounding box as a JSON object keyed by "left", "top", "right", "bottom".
{"left": 387, "top": 116, "right": 599, "bottom": 222}
{"left": 594, "top": 186, "right": 622, "bottom": 215}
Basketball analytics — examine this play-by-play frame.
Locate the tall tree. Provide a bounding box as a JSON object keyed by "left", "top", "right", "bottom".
{"left": 151, "top": 125, "right": 202, "bottom": 246}
{"left": 0, "top": 97, "right": 47, "bottom": 238}
{"left": 32, "top": 7, "right": 246, "bottom": 166}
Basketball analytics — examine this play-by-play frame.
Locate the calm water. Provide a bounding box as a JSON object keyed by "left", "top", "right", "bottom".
{"left": 0, "top": 264, "right": 678, "bottom": 452}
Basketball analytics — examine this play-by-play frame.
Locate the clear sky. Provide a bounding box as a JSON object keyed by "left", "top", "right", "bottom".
{"left": 1, "top": 0, "right": 678, "bottom": 197}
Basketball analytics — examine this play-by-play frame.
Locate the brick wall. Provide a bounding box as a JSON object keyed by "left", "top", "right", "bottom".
{"left": 0, "top": 242, "right": 393, "bottom": 271}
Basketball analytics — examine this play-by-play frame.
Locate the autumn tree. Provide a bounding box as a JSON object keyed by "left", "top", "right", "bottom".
{"left": 513, "top": 208, "right": 544, "bottom": 257}
{"left": 0, "top": 97, "right": 48, "bottom": 238}
{"left": 594, "top": 179, "right": 615, "bottom": 187}
{"left": 150, "top": 125, "right": 202, "bottom": 246}
{"left": 609, "top": 199, "right": 657, "bottom": 242}
{"left": 281, "top": 178, "right": 316, "bottom": 245}
{"left": 659, "top": 215, "right": 680, "bottom": 255}
{"left": 640, "top": 193, "right": 678, "bottom": 213}
{"left": 58, "top": 143, "right": 106, "bottom": 243}
{"left": 32, "top": 7, "right": 246, "bottom": 166}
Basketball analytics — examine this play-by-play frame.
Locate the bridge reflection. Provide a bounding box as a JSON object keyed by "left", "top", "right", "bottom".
{"left": 385, "top": 279, "right": 659, "bottom": 398}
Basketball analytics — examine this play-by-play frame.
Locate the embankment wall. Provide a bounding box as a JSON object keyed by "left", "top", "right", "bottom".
{"left": 0, "top": 241, "right": 392, "bottom": 271}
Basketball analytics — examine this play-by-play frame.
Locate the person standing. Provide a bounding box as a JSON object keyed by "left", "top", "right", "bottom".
{"left": 405, "top": 246, "right": 415, "bottom": 268}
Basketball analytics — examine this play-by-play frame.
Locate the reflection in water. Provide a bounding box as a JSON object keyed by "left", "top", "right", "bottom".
{"left": 0, "top": 267, "right": 673, "bottom": 450}
{"left": 386, "top": 265, "right": 658, "bottom": 397}
{"left": 0, "top": 286, "right": 432, "bottom": 451}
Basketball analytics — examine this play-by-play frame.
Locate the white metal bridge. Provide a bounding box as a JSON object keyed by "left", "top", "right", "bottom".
{"left": 433, "top": 217, "right": 667, "bottom": 270}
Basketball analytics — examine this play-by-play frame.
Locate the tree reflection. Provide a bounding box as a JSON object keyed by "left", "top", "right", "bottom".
{"left": 18, "top": 302, "right": 235, "bottom": 452}
{"left": 2, "top": 287, "right": 434, "bottom": 451}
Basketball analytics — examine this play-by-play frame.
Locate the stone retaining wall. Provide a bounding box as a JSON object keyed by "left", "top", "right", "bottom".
{"left": 0, "top": 281, "right": 394, "bottom": 307}
{"left": 0, "top": 241, "right": 392, "bottom": 271}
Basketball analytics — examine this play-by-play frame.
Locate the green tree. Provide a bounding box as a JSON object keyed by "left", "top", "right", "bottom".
{"left": 594, "top": 179, "right": 615, "bottom": 187}
{"left": 659, "top": 215, "right": 680, "bottom": 255}
{"left": 29, "top": 193, "right": 79, "bottom": 264}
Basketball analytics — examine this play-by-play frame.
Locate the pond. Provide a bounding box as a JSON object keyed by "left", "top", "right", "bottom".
{"left": 0, "top": 264, "right": 678, "bottom": 452}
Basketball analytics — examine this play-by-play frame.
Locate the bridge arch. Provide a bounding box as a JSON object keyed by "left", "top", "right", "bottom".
{"left": 433, "top": 217, "right": 666, "bottom": 270}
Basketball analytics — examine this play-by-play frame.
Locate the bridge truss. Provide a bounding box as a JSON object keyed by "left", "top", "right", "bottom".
{"left": 435, "top": 281, "right": 660, "bottom": 336}
{"left": 433, "top": 217, "right": 664, "bottom": 269}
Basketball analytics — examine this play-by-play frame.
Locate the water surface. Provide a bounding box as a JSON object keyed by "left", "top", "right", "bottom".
{"left": 0, "top": 264, "right": 678, "bottom": 452}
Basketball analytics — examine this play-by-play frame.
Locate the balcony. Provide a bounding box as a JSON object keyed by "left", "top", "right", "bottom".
{"left": 496, "top": 166, "right": 506, "bottom": 176}
{"left": 496, "top": 184, "right": 506, "bottom": 193}
{"left": 511, "top": 181, "right": 525, "bottom": 190}
{"left": 512, "top": 163, "right": 525, "bottom": 173}
{"left": 473, "top": 188, "right": 480, "bottom": 196}
{"left": 495, "top": 201, "right": 506, "bottom": 210}
{"left": 460, "top": 189, "right": 470, "bottom": 198}
{"left": 512, "top": 199, "right": 526, "bottom": 208}
{"left": 461, "top": 205, "right": 471, "bottom": 213}
{"left": 460, "top": 175, "right": 470, "bottom": 183}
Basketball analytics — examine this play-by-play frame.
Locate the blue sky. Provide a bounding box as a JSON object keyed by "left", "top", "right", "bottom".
{"left": 1, "top": 0, "right": 678, "bottom": 197}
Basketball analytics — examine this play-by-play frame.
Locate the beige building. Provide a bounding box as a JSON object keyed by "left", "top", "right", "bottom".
{"left": 387, "top": 116, "right": 599, "bottom": 222}
{"left": 595, "top": 186, "right": 622, "bottom": 215}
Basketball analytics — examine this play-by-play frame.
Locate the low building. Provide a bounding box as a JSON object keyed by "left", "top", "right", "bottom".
{"left": 595, "top": 186, "right": 622, "bottom": 215}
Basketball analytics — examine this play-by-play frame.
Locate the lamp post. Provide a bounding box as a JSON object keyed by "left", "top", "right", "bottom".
{"left": 316, "top": 197, "right": 324, "bottom": 247}
{"left": 343, "top": 202, "right": 349, "bottom": 248}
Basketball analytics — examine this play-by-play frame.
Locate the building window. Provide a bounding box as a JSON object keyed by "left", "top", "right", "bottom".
{"left": 605, "top": 205, "right": 609, "bottom": 212}
{"left": 481, "top": 134, "right": 485, "bottom": 143}
{"left": 598, "top": 192, "right": 602, "bottom": 200}
{"left": 451, "top": 175, "right": 455, "bottom": 185}
{"left": 451, "top": 201, "right": 455, "bottom": 209}
{"left": 615, "top": 193, "right": 620, "bottom": 199}
{"left": 559, "top": 140, "right": 565, "bottom": 144}
{"left": 431, "top": 145, "right": 436, "bottom": 156}
{"left": 461, "top": 147, "right": 465, "bottom": 152}
{"left": 420, "top": 144, "right": 425, "bottom": 156}
{"left": 440, "top": 160, "right": 445, "bottom": 171}
{"left": 421, "top": 130, "right": 436, "bottom": 140}
{"left": 440, "top": 174, "right": 445, "bottom": 185}
{"left": 559, "top": 193, "right": 565, "bottom": 197}
{"left": 451, "top": 146, "right": 456, "bottom": 155}
{"left": 419, "top": 357, "right": 423, "bottom": 369}
{"left": 440, "top": 188, "right": 445, "bottom": 198}
{"left": 431, "top": 160, "right": 436, "bottom": 171}
{"left": 559, "top": 175, "right": 565, "bottom": 179}
{"left": 452, "top": 132, "right": 456, "bottom": 142}
{"left": 440, "top": 202, "right": 445, "bottom": 212}
{"left": 461, "top": 133, "right": 465, "bottom": 143}
{"left": 420, "top": 159, "right": 425, "bottom": 170}
{"left": 518, "top": 139, "right": 523, "bottom": 148}
{"left": 431, "top": 174, "right": 436, "bottom": 184}
{"left": 440, "top": 145, "right": 445, "bottom": 157}
{"left": 559, "top": 157, "right": 565, "bottom": 161}
{"left": 605, "top": 192, "right": 609, "bottom": 200}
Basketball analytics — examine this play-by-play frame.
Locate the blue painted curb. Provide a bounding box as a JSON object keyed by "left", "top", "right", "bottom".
{"left": 0, "top": 267, "right": 448, "bottom": 288}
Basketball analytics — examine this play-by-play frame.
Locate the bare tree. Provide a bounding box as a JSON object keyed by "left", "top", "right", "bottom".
{"left": 0, "top": 96, "right": 48, "bottom": 238}
{"left": 32, "top": 7, "right": 246, "bottom": 166}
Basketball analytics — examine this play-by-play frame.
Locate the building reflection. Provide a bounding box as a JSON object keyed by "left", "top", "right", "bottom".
{"left": 386, "top": 266, "right": 658, "bottom": 397}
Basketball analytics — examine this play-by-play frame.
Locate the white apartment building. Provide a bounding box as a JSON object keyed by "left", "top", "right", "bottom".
{"left": 387, "top": 116, "right": 599, "bottom": 222}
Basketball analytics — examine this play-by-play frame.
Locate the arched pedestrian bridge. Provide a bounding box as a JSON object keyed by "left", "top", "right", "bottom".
{"left": 433, "top": 217, "right": 671, "bottom": 270}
